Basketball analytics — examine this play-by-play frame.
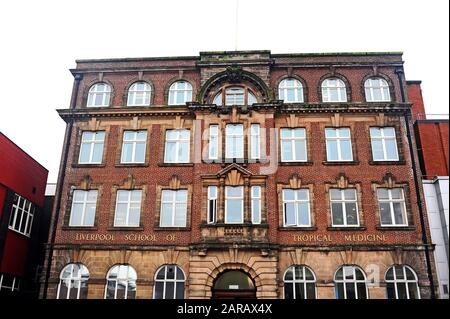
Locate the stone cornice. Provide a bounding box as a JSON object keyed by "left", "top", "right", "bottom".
{"left": 57, "top": 103, "right": 412, "bottom": 122}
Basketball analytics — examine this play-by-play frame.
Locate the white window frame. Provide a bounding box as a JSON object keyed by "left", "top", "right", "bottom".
{"left": 164, "top": 129, "right": 190, "bottom": 163}
{"left": 280, "top": 128, "right": 307, "bottom": 162}
{"left": 283, "top": 266, "right": 317, "bottom": 299}
{"left": 120, "top": 130, "right": 147, "bottom": 164}
{"left": 225, "top": 124, "right": 244, "bottom": 159}
{"left": 278, "top": 78, "right": 304, "bottom": 103}
{"left": 153, "top": 265, "right": 185, "bottom": 299}
{"left": 225, "top": 186, "right": 244, "bottom": 224}
{"left": 0, "top": 274, "right": 20, "bottom": 292}
{"left": 370, "top": 127, "right": 399, "bottom": 161}
{"left": 385, "top": 265, "right": 421, "bottom": 299}
{"left": 250, "top": 124, "right": 261, "bottom": 160}
{"left": 251, "top": 186, "right": 262, "bottom": 225}
{"left": 168, "top": 81, "right": 193, "bottom": 105}
{"left": 8, "top": 194, "right": 35, "bottom": 237}
{"left": 330, "top": 189, "right": 360, "bottom": 227}
{"left": 282, "top": 189, "right": 311, "bottom": 227}
{"left": 160, "top": 190, "right": 188, "bottom": 227}
{"left": 114, "top": 190, "right": 142, "bottom": 227}
{"left": 325, "top": 128, "right": 353, "bottom": 162}
{"left": 69, "top": 190, "right": 98, "bottom": 227}
{"left": 334, "top": 266, "right": 368, "bottom": 299}
{"left": 78, "top": 131, "right": 105, "bottom": 164}
{"left": 104, "top": 265, "right": 137, "bottom": 299}
{"left": 57, "top": 263, "right": 89, "bottom": 299}
{"left": 127, "top": 82, "right": 151, "bottom": 106}
{"left": 207, "top": 186, "right": 217, "bottom": 224}
{"left": 377, "top": 188, "right": 408, "bottom": 227}
{"left": 321, "top": 78, "right": 347, "bottom": 103}
{"left": 225, "top": 87, "right": 245, "bottom": 106}
{"left": 365, "top": 78, "right": 391, "bottom": 102}
{"left": 87, "top": 83, "right": 111, "bottom": 107}
{"left": 208, "top": 125, "right": 219, "bottom": 160}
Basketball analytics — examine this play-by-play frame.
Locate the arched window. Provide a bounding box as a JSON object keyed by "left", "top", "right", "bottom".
{"left": 57, "top": 263, "right": 89, "bottom": 299}
{"left": 127, "top": 82, "right": 151, "bottom": 106}
{"left": 284, "top": 265, "right": 316, "bottom": 299}
{"left": 104, "top": 265, "right": 137, "bottom": 299}
{"left": 278, "top": 78, "right": 304, "bottom": 103}
{"left": 385, "top": 265, "right": 420, "bottom": 299}
{"left": 213, "top": 86, "right": 257, "bottom": 106}
{"left": 365, "top": 78, "right": 391, "bottom": 102}
{"left": 321, "top": 78, "right": 347, "bottom": 102}
{"left": 334, "top": 266, "right": 368, "bottom": 299}
{"left": 168, "top": 81, "right": 193, "bottom": 105}
{"left": 87, "top": 83, "right": 111, "bottom": 107}
{"left": 153, "top": 265, "right": 185, "bottom": 299}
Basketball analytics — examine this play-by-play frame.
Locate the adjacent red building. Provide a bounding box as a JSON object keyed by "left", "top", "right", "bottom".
{"left": 0, "top": 132, "right": 48, "bottom": 297}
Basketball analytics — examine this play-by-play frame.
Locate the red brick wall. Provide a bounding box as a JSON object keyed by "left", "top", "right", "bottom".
{"left": 407, "top": 82, "right": 426, "bottom": 120}
{"left": 416, "top": 121, "right": 449, "bottom": 177}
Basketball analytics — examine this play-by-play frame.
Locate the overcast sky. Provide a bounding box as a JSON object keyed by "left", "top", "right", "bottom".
{"left": 0, "top": 0, "right": 448, "bottom": 182}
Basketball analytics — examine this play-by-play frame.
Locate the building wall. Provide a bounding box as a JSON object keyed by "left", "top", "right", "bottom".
{"left": 423, "top": 177, "right": 449, "bottom": 298}
{"left": 415, "top": 121, "right": 449, "bottom": 178}
{"left": 44, "top": 51, "right": 437, "bottom": 299}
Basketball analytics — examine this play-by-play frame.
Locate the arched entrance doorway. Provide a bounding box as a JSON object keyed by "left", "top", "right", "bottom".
{"left": 212, "top": 270, "right": 256, "bottom": 299}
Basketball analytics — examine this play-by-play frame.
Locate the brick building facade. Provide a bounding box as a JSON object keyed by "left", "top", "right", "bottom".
{"left": 41, "top": 51, "right": 438, "bottom": 299}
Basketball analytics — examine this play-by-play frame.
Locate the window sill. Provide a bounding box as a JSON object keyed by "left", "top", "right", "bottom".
{"left": 279, "top": 161, "right": 313, "bottom": 166}
{"left": 107, "top": 226, "right": 144, "bottom": 231}
{"left": 327, "top": 226, "right": 367, "bottom": 231}
{"left": 158, "top": 163, "right": 194, "bottom": 167}
{"left": 62, "top": 226, "right": 98, "bottom": 231}
{"left": 375, "top": 225, "right": 415, "bottom": 231}
{"left": 322, "top": 161, "right": 360, "bottom": 166}
{"left": 369, "top": 160, "right": 406, "bottom": 165}
{"left": 115, "top": 163, "right": 149, "bottom": 168}
{"left": 202, "top": 223, "right": 269, "bottom": 228}
{"left": 278, "top": 226, "right": 318, "bottom": 231}
{"left": 72, "top": 163, "right": 106, "bottom": 168}
{"left": 153, "top": 226, "right": 191, "bottom": 231}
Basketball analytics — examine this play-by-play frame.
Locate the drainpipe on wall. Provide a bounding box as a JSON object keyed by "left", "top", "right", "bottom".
{"left": 41, "top": 73, "right": 82, "bottom": 299}
{"left": 395, "top": 67, "right": 436, "bottom": 299}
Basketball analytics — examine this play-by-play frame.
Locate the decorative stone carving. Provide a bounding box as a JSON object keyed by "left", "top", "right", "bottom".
{"left": 288, "top": 174, "right": 302, "bottom": 189}
{"left": 169, "top": 175, "right": 181, "bottom": 190}
{"left": 225, "top": 65, "right": 243, "bottom": 83}
{"left": 226, "top": 170, "right": 243, "bottom": 186}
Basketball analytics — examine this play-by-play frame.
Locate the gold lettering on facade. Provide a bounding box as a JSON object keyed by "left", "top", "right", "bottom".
{"left": 166, "top": 234, "right": 176, "bottom": 241}
{"left": 293, "top": 235, "right": 332, "bottom": 242}
{"left": 124, "top": 234, "right": 156, "bottom": 241}
{"left": 75, "top": 233, "right": 115, "bottom": 241}
{"left": 344, "top": 234, "right": 387, "bottom": 242}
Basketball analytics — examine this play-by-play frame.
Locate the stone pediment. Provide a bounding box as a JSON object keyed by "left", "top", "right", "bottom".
{"left": 215, "top": 163, "right": 254, "bottom": 178}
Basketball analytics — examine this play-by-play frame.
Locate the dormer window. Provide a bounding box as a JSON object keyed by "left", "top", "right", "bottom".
{"left": 213, "top": 86, "right": 257, "bottom": 106}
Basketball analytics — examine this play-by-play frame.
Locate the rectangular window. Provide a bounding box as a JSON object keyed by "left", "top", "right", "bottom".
{"left": 225, "top": 186, "right": 244, "bottom": 224}
{"left": 250, "top": 124, "right": 260, "bottom": 160}
{"left": 280, "top": 128, "right": 307, "bottom": 162}
{"left": 370, "top": 127, "right": 399, "bottom": 161}
{"left": 160, "top": 190, "right": 188, "bottom": 227}
{"left": 164, "top": 129, "right": 190, "bottom": 163}
{"left": 78, "top": 131, "right": 105, "bottom": 164}
{"left": 330, "top": 189, "right": 359, "bottom": 226}
{"left": 377, "top": 188, "right": 408, "bottom": 226}
{"left": 251, "top": 186, "right": 261, "bottom": 224}
{"left": 69, "top": 190, "right": 97, "bottom": 227}
{"left": 0, "top": 274, "right": 20, "bottom": 292}
{"left": 8, "top": 194, "right": 35, "bottom": 236}
{"left": 209, "top": 125, "right": 219, "bottom": 160}
{"left": 225, "top": 124, "right": 244, "bottom": 159}
{"left": 120, "top": 130, "right": 147, "bottom": 164}
{"left": 325, "top": 128, "right": 353, "bottom": 161}
{"left": 282, "top": 189, "right": 311, "bottom": 227}
{"left": 207, "top": 186, "right": 217, "bottom": 224}
{"left": 114, "top": 190, "right": 142, "bottom": 227}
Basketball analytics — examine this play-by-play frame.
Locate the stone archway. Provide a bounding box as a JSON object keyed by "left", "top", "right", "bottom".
{"left": 212, "top": 270, "right": 256, "bottom": 299}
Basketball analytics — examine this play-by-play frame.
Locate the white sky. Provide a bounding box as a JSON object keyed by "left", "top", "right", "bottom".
{"left": 0, "top": 0, "right": 448, "bottom": 182}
